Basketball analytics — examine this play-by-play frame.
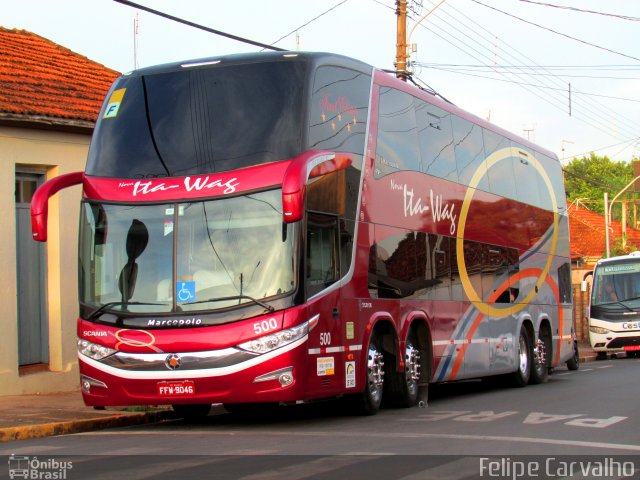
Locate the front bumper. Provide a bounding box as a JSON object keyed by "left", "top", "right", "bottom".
{"left": 79, "top": 336, "right": 309, "bottom": 406}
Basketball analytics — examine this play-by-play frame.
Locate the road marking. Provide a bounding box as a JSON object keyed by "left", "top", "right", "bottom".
{"left": 398, "top": 457, "right": 479, "bottom": 480}
{"left": 78, "top": 429, "right": 640, "bottom": 452}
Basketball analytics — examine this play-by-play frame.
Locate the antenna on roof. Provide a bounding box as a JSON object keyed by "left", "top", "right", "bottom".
{"left": 133, "top": 13, "right": 140, "bottom": 69}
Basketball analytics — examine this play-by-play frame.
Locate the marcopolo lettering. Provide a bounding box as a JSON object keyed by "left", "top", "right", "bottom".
{"left": 147, "top": 318, "right": 202, "bottom": 327}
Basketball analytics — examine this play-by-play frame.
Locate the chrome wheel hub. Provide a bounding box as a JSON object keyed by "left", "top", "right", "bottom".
{"left": 518, "top": 334, "right": 528, "bottom": 374}
{"left": 534, "top": 338, "right": 546, "bottom": 373}
{"left": 367, "top": 345, "right": 384, "bottom": 402}
{"left": 405, "top": 342, "right": 421, "bottom": 394}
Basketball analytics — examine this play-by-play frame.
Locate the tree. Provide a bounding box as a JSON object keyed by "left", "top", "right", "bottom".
{"left": 563, "top": 153, "right": 634, "bottom": 217}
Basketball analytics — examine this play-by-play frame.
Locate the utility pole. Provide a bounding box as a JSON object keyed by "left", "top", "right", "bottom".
{"left": 395, "top": 0, "right": 408, "bottom": 80}
{"left": 133, "top": 13, "right": 140, "bottom": 70}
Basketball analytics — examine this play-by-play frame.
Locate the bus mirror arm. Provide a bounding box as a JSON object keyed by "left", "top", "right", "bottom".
{"left": 580, "top": 271, "right": 593, "bottom": 292}
{"left": 31, "top": 171, "right": 84, "bottom": 242}
{"left": 281, "top": 151, "right": 353, "bottom": 223}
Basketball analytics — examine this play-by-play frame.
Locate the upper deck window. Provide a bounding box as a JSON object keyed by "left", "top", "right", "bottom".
{"left": 308, "top": 66, "right": 371, "bottom": 155}
{"left": 87, "top": 61, "right": 307, "bottom": 179}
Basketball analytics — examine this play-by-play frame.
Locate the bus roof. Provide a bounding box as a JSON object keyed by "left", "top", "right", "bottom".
{"left": 124, "top": 51, "right": 374, "bottom": 77}
{"left": 597, "top": 251, "right": 640, "bottom": 266}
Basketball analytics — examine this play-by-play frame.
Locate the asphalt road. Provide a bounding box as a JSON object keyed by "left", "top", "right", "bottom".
{"left": 2, "top": 357, "right": 639, "bottom": 479}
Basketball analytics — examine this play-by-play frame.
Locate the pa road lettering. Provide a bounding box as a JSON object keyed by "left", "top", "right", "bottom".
{"left": 414, "top": 410, "right": 627, "bottom": 428}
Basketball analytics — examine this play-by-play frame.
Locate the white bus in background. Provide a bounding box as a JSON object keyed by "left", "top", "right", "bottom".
{"left": 584, "top": 251, "right": 640, "bottom": 359}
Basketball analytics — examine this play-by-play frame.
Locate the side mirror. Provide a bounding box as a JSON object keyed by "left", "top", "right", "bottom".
{"left": 281, "top": 151, "right": 352, "bottom": 223}
{"left": 31, "top": 172, "right": 84, "bottom": 242}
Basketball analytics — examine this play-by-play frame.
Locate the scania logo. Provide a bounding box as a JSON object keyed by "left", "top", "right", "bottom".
{"left": 165, "top": 354, "right": 181, "bottom": 370}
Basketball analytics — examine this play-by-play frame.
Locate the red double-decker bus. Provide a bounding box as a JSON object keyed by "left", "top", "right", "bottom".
{"left": 32, "top": 52, "right": 574, "bottom": 416}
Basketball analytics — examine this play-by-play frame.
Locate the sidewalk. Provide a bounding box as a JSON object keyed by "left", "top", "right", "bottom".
{"left": 0, "top": 343, "right": 599, "bottom": 443}
{"left": 0, "top": 390, "right": 172, "bottom": 443}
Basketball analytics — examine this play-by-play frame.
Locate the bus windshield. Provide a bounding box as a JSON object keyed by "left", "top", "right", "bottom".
{"left": 79, "top": 189, "right": 296, "bottom": 315}
{"left": 592, "top": 260, "right": 640, "bottom": 306}
{"left": 86, "top": 60, "right": 307, "bottom": 178}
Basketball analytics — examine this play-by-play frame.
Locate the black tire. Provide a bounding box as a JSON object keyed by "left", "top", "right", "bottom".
{"left": 596, "top": 351, "right": 608, "bottom": 361}
{"left": 566, "top": 340, "right": 580, "bottom": 370}
{"left": 509, "top": 325, "right": 532, "bottom": 387}
{"left": 530, "top": 329, "right": 550, "bottom": 384}
{"left": 172, "top": 403, "right": 211, "bottom": 420}
{"left": 385, "top": 331, "right": 423, "bottom": 408}
{"left": 350, "top": 331, "right": 385, "bottom": 415}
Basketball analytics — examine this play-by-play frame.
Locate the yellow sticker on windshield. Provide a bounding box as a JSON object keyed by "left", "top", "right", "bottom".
{"left": 103, "top": 88, "right": 126, "bottom": 119}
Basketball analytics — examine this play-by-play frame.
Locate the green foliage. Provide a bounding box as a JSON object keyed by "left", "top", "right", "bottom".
{"left": 609, "top": 234, "right": 640, "bottom": 257}
{"left": 564, "top": 153, "right": 634, "bottom": 216}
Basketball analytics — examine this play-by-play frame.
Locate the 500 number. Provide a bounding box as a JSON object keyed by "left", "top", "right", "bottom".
{"left": 320, "top": 332, "right": 331, "bottom": 346}
{"left": 254, "top": 318, "right": 278, "bottom": 335}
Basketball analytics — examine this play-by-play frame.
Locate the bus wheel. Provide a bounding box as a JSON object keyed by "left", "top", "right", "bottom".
{"left": 352, "top": 331, "right": 385, "bottom": 415}
{"left": 566, "top": 340, "right": 580, "bottom": 370}
{"left": 386, "top": 332, "right": 421, "bottom": 407}
{"left": 530, "top": 330, "right": 550, "bottom": 384}
{"left": 509, "top": 325, "right": 532, "bottom": 387}
{"left": 172, "top": 404, "right": 211, "bottom": 420}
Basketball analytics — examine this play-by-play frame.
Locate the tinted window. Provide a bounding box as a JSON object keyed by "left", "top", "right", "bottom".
{"left": 308, "top": 66, "right": 371, "bottom": 154}
{"left": 375, "top": 87, "right": 420, "bottom": 177}
{"left": 557, "top": 261, "right": 572, "bottom": 304}
{"left": 452, "top": 116, "right": 489, "bottom": 191}
{"left": 483, "top": 129, "right": 516, "bottom": 200}
{"left": 368, "top": 229, "right": 419, "bottom": 299}
{"left": 416, "top": 101, "right": 456, "bottom": 182}
{"left": 87, "top": 61, "right": 307, "bottom": 178}
{"left": 307, "top": 213, "right": 340, "bottom": 297}
{"left": 538, "top": 153, "right": 566, "bottom": 214}
{"left": 512, "top": 144, "right": 543, "bottom": 208}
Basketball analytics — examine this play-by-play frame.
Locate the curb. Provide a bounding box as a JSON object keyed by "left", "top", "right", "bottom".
{"left": 0, "top": 410, "right": 173, "bottom": 443}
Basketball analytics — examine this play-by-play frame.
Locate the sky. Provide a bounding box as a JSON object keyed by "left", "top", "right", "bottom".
{"left": 2, "top": 0, "right": 639, "bottom": 163}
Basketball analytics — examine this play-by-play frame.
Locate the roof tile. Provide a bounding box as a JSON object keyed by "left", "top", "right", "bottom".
{"left": 568, "top": 203, "right": 640, "bottom": 261}
{"left": 0, "top": 27, "right": 119, "bottom": 124}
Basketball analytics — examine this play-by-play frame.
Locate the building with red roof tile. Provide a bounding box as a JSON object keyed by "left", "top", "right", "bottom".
{"left": 568, "top": 201, "right": 640, "bottom": 267}
{"left": 0, "top": 27, "right": 118, "bottom": 130}
{"left": 0, "top": 27, "right": 119, "bottom": 396}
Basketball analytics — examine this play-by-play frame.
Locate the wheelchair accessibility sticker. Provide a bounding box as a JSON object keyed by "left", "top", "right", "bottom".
{"left": 177, "top": 281, "right": 196, "bottom": 302}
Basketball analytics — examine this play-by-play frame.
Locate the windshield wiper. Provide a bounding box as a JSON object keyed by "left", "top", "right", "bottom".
{"left": 87, "top": 301, "right": 165, "bottom": 321}
{"left": 597, "top": 299, "right": 637, "bottom": 313}
{"left": 183, "top": 295, "right": 275, "bottom": 313}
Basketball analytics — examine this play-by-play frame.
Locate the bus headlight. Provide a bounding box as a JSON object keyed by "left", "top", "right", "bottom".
{"left": 589, "top": 326, "right": 610, "bottom": 335}
{"left": 238, "top": 319, "right": 313, "bottom": 354}
{"left": 78, "top": 338, "right": 117, "bottom": 360}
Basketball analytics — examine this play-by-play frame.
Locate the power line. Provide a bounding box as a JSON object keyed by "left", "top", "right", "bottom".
{"left": 417, "top": 64, "right": 640, "bottom": 81}
{"left": 407, "top": 1, "right": 640, "bottom": 142}
{"left": 562, "top": 168, "right": 623, "bottom": 190}
{"left": 415, "top": 64, "right": 640, "bottom": 103}
{"left": 570, "top": 137, "right": 640, "bottom": 160}
{"left": 268, "top": 0, "right": 351, "bottom": 48}
{"left": 470, "top": 0, "right": 640, "bottom": 63}
{"left": 112, "top": 0, "right": 285, "bottom": 52}
{"left": 416, "top": 0, "right": 640, "bottom": 143}
{"left": 418, "top": 63, "right": 640, "bottom": 72}
{"left": 515, "top": 0, "right": 640, "bottom": 22}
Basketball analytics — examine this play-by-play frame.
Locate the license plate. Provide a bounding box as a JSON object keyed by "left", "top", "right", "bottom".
{"left": 623, "top": 345, "right": 640, "bottom": 351}
{"left": 157, "top": 380, "right": 195, "bottom": 396}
